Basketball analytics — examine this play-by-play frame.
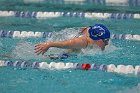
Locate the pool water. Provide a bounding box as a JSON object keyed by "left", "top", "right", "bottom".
{"left": 0, "top": 0, "right": 140, "bottom": 13}
{"left": 0, "top": 1, "right": 140, "bottom": 93}
{"left": 0, "top": 16, "right": 140, "bottom": 93}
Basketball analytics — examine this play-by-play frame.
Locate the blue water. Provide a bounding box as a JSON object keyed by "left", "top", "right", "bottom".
{"left": 0, "top": 0, "right": 140, "bottom": 13}
{"left": 0, "top": 1, "right": 140, "bottom": 93}
{"left": 0, "top": 16, "right": 140, "bottom": 93}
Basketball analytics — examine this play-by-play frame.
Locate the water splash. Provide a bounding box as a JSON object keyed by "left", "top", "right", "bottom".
{"left": 11, "top": 27, "right": 120, "bottom": 60}
{"left": 47, "top": 28, "right": 79, "bottom": 41}
{"left": 12, "top": 41, "right": 47, "bottom": 61}
{"left": 80, "top": 40, "right": 120, "bottom": 56}
{"left": 47, "top": 28, "right": 119, "bottom": 55}
{"left": 10, "top": 28, "right": 76, "bottom": 60}
{"left": 12, "top": 41, "right": 66, "bottom": 61}
{"left": 103, "top": 41, "right": 121, "bottom": 54}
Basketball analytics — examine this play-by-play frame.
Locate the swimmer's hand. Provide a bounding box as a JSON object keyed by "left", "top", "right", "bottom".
{"left": 34, "top": 43, "right": 50, "bottom": 55}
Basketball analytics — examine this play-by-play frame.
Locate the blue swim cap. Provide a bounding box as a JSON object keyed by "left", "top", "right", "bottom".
{"left": 88, "top": 24, "right": 110, "bottom": 40}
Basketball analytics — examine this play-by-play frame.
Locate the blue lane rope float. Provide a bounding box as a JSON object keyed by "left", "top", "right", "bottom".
{"left": 0, "top": 60, "right": 140, "bottom": 75}
{"left": 0, "top": 30, "right": 140, "bottom": 41}
{"left": 0, "top": 11, "right": 140, "bottom": 19}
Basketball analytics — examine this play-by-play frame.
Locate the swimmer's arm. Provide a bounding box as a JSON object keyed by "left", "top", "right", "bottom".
{"left": 35, "top": 37, "right": 88, "bottom": 55}
{"left": 50, "top": 37, "right": 88, "bottom": 49}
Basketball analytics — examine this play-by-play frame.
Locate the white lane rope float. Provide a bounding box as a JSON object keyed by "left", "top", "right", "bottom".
{"left": 0, "top": 11, "right": 140, "bottom": 19}
{"left": 0, "top": 60, "right": 140, "bottom": 76}
{"left": 0, "top": 30, "right": 140, "bottom": 41}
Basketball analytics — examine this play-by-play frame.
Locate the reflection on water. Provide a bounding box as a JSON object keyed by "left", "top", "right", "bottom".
{"left": 0, "top": 0, "right": 139, "bottom": 13}
{"left": 23, "top": 0, "right": 140, "bottom": 7}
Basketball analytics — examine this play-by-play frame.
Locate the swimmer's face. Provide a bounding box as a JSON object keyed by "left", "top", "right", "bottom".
{"left": 102, "top": 38, "right": 109, "bottom": 45}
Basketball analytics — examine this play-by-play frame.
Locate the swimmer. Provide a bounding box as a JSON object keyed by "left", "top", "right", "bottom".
{"left": 35, "top": 24, "right": 110, "bottom": 55}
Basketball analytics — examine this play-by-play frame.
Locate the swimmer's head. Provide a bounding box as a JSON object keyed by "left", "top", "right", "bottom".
{"left": 88, "top": 24, "right": 110, "bottom": 44}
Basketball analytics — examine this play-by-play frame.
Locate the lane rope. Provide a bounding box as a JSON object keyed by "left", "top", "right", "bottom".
{"left": 0, "top": 30, "right": 140, "bottom": 41}
{"left": 0, "top": 11, "right": 140, "bottom": 19}
{"left": 0, "top": 60, "right": 140, "bottom": 75}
